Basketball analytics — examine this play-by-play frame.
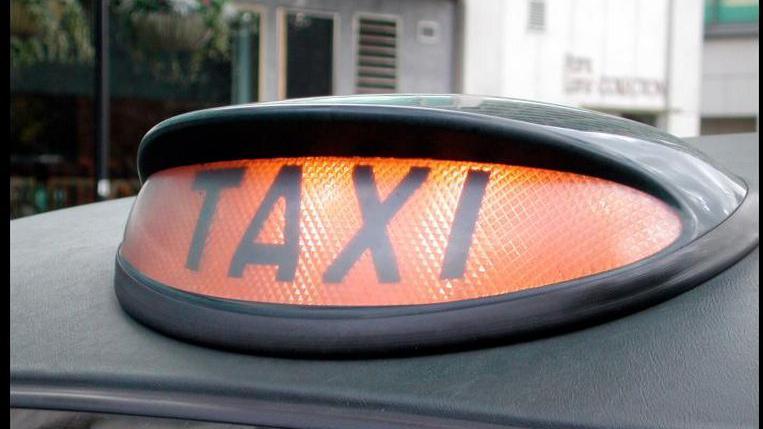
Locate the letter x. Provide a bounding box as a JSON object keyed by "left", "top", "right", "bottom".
{"left": 323, "top": 165, "right": 430, "bottom": 283}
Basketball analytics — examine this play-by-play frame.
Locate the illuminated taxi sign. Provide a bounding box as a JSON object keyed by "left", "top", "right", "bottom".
{"left": 114, "top": 95, "right": 755, "bottom": 355}
{"left": 120, "top": 158, "right": 680, "bottom": 306}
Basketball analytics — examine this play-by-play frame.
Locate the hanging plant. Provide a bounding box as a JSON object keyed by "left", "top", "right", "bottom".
{"left": 117, "top": 0, "right": 234, "bottom": 58}
{"left": 10, "top": 0, "right": 94, "bottom": 68}
{"left": 11, "top": 0, "right": 51, "bottom": 37}
{"left": 130, "top": 11, "right": 210, "bottom": 52}
{"left": 115, "top": 0, "right": 235, "bottom": 83}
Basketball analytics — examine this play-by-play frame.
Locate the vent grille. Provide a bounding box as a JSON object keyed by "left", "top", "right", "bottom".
{"left": 356, "top": 17, "right": 397, "bottom": 93}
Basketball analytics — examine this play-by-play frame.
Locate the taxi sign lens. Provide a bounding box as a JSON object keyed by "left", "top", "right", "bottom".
{"left": 120, "top": 157, "right": 682, "bottom": 306}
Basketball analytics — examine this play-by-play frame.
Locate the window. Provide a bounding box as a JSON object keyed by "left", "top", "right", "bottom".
{"left": 282, "top": 11, "right": 335, "bottom": 99}
{"left": 355, "top": 16, "right": 398, "bottom": 93}
{"left": 107, "top": 5, "right": 263, "bottom": 200}
{"left": 10, "top": 0, "right": 96, "bottom": 218}
{"left": 705, "top": 0, "right": 759, "bottom": 25}
{"left": 527, "top": 0, "right": 546, "bottom": 32}
{"left": 10, "top": 0, "right": 263, "bottom": 218}
{"left": 701, "top": 117, "right": 758, "bottom": 135}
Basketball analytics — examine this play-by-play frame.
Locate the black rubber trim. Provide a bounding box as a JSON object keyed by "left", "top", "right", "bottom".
{"left": 114, "top": 192, "right": 758, "bottom": 356}
{"left": 10, "top": 382, "right": 517, "bottom": 429}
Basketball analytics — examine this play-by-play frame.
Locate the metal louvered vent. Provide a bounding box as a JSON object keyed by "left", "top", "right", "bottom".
{"left": 356, "top": 17, "right": 398, "bottom": 93}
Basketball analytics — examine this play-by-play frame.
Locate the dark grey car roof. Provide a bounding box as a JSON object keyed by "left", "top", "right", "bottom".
{"left": 10, "top": 134, "right": 759, "bottom": 429}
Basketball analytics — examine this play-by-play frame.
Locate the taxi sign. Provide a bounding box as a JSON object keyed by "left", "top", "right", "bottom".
{"left": 115, "top": 95, "right": 757, "bottom": 355}
{"left": 121, "top": 158, "right": 680, "bottom": 306}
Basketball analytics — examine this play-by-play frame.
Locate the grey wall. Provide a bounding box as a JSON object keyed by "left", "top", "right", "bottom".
{"left": 701, "top": 36, "right": 759, "bottom": 118}
{"left": 234, "top": 0, "right": 458, "bottom": 101}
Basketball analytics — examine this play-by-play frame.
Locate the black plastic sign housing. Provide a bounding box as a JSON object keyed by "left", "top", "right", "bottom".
{"left": 115, "top": 94, "right": 758, "bottom": 355}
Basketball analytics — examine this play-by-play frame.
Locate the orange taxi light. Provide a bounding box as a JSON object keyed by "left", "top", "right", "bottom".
{"left": 120, "top": 157, "right": 681, "bottom": 306}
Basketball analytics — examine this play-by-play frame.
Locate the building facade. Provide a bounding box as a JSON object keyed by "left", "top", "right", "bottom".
{"left": 10, "top": 0, "right": 459, "bottom": 218}
{"left": 700, "top": 0, "right": 759, "bottom": 135}
{"left": 461, "top": 0, "right": 705, "bottom": 137}
{"left": 10, "top": 0, "right": 757, "bottom": 218}
{"left": 249, "top": 0, "right": 459, "bottom": 100}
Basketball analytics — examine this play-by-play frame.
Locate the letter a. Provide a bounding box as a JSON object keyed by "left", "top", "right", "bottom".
{"left": 229, "top": 166, "right": 302, "bottom": 282}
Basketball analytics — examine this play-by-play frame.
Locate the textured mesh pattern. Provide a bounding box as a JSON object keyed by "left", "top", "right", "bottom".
{"left": 121, "top": 157, "right": 681, "bottom": 306}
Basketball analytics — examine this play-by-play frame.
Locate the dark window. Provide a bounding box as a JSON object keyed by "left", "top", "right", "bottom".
{"left": 701, "top": 117, "right": 758, "bottom": 135}
{"left": 10, "top": 0, "right": 262, "bottom": 218}
{"left": 10, "top": 0, "right": 96, "bottom": 218}
{"left": 285, "top": 12, "right": 334, "bottom": 98}
{"left": 107, "top": 7, "right": 262, "bottom": 198}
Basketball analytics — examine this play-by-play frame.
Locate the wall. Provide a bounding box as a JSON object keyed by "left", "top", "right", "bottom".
{"left": 701, "top": 36, "right": 759, "bottom": 119}
{"left": 462, "top": 0, "right": 704, "bottom": 136}
{"left": 236, "top": 0, "right": 458, "bottom": 101}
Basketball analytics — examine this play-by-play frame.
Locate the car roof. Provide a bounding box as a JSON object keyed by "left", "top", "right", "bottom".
{"left": 10, "top": 133, "right": 759, "bottom": 428}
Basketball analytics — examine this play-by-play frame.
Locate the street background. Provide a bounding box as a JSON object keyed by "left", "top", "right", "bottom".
{"left": 10, "top": 0, "right": 760, "bottom": 218}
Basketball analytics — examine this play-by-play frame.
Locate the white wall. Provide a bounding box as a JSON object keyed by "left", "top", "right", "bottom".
{"left": 462, "top": 0, "right": 704, "bottom": 136}
{"left": 664, "top": 0, "right": 704, "bottom": 136}
{"left": 460, "top": 0, "right": 507, "bottom": 96}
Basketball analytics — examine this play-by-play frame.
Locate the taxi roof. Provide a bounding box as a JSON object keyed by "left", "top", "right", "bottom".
{"left": 10, "top": 133, "right": 759, "bottom": 428}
